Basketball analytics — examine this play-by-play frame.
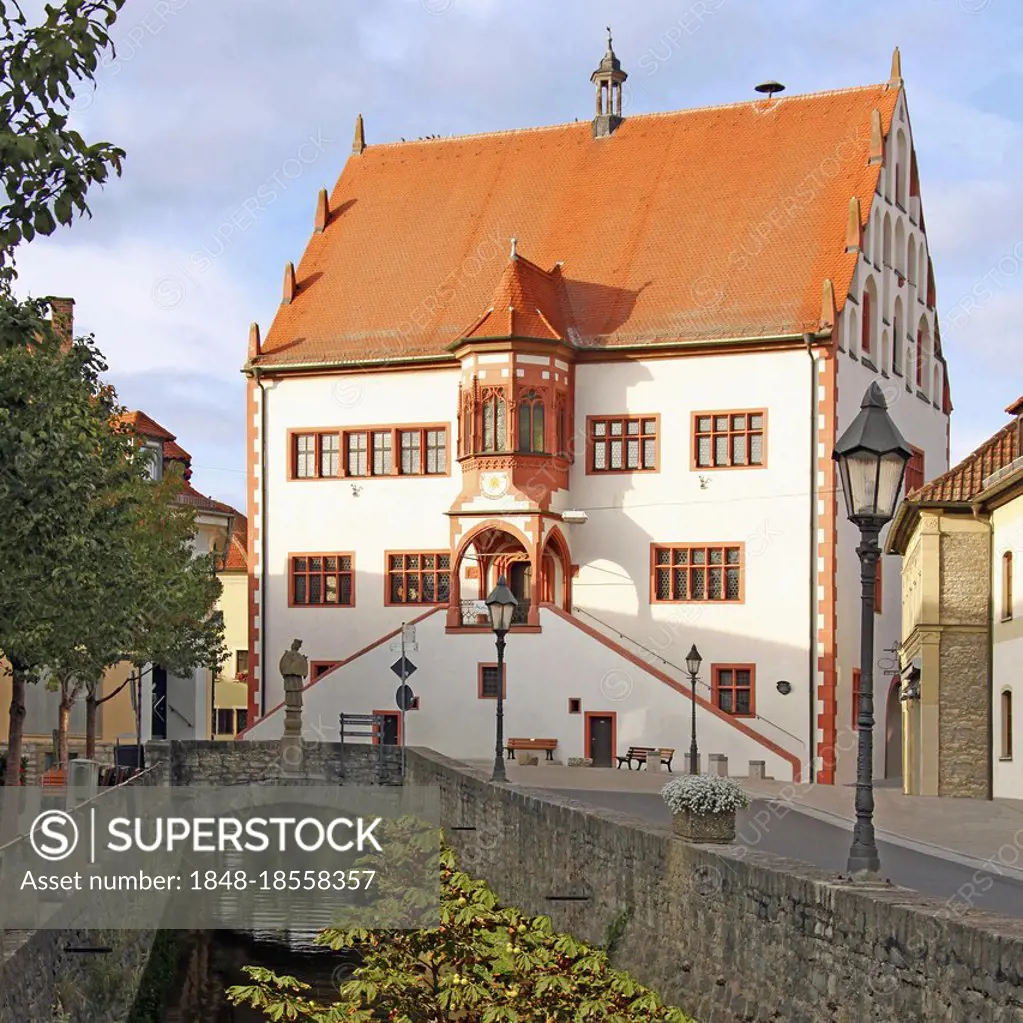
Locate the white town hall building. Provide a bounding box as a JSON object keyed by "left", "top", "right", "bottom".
{"left": 242, "top": 42, "right": 950, "bottom": 785}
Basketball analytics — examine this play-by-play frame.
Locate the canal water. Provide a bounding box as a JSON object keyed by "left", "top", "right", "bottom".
{"left": 163, "top": 930, "right": 357, "bottom": 1021}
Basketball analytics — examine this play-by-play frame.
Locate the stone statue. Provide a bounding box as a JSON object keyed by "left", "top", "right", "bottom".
{"left": 280, "top": 638, "right": 308, "bottom": 709}
{"left": 280, "top": 640, "right": 308, "bottom": 744}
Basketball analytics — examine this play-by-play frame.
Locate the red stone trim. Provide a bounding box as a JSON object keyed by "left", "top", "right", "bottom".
{"left": 477, "top": 662, "right": 507, "bottom": 699}
{"left": 287, "top": 552, "right": 356, "bottom": 608}
{"left": 816, "top": 347, "right": 839, "bottom": 784}
{"left": 286, "top": 422, "right": 451, "bottom": 480}
{"left": 649, "top": 542, "right": 746, "bottom": 604}
{"left": 371, "top": 710, "right": 401, "bottom": 745}
{"left": 690, "top": 408, "right": 768, "bottom": 471}
{"left": 383, "top": 550, "right": 452, "bottom": 607}
{"left": 584, "top": 414, "right": 661, "bottom": 475}
{"left": 710, "top": 662, "right": 757, "bottom": 718}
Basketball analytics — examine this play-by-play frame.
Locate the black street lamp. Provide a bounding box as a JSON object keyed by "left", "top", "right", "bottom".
{"left": 486, "top": 576, "right": 518, "bottom": 783}
{"left": 685, "top": 644, "right": 702, "bottom": 774}
{"left": 832, "top": 382, "right": 912, "bottom": 876}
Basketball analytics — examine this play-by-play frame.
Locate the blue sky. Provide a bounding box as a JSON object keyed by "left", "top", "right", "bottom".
{"left": 13, "top": 0, "right": 1023, "bottom": 512}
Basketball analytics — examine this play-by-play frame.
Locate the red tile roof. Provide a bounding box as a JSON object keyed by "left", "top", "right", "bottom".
{"left": 163, "top": 439, "right": 191, "bottom": 464}
{"left": 458, "top": 253, "right": 569, "bottom": 343}
{"left": 256, "top": 83, "right": 899, "bottom": 368}
{"left": 115, "top": 410, "right": 176, "bottom": 441}
{"left": 224, "top": 513, "right": 248, "bottom": 572}
{"left": 911, "top": 417, "right": 1020, "bottom": 504}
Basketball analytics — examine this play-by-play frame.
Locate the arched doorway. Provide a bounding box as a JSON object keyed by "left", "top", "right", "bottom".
{"left": 884, "top": 677, "right": 903, "bottom": 781}
{"left": 539, "top": 525, "right": 572, "bottom": 611}
{"left": 449, "top": 521, "right": 535, "bottom": 627}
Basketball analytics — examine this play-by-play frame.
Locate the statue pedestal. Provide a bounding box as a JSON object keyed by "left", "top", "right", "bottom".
{"left": 280, "top": 734, "right": 304, "bottom": 775}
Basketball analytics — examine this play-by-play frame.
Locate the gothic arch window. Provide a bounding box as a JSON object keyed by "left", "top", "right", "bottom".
{"left": 846, "top": 305, "right": 859, "bottom": 356}
{"left": 894, "top": 218, "right": 906, "bottom": 275}
{"left": 872, "top": 210, "right": 882, "bottom": 266}
{"left": 481, "top": 390, "right": 507, "bottom": 452}
{"left": 517, "top": 389, "right": 545, "bottom": 453}
{"left": 907, "top": 235, "right": 917, "bottom": 286}
{"left": 881, "top": 329, "right": 890, "bottom": 372}
{"left": 896, "top": 130, "right": 909, "bottom": 207}
{"left": 916, "top": 317, "right": 930, "bottom": 394}
{"left": 861, "top": 277, "right": 878, "bottom": 357}
{"left": 892, "top": 297, "right": 903, "bottom": 374}
{"left": 882, "top": 213, "right": 892, "bottom": 268}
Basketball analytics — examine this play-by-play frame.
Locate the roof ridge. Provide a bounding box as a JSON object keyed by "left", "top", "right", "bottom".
{"left": 911, "top": 417, "right": 1018, "bottom": 502}
{"left": 365, "top": 82, "right": 891, "bottom": 151}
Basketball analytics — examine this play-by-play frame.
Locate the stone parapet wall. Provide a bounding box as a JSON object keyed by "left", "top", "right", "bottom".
{"left": 405, "top": 746, "right": 1023, "bottom": 1023}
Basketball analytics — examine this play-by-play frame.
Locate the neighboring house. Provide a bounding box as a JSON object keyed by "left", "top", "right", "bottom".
{"left": 214, "top": 514, "right": 251, "bottom": 739}
{"left": 112, "top": 412, "right": 235, "bottom": 742}
{"left": 241, "top": 43, "right": 949, "bottom": 783}
{"left": 887, "top": 398, "right": 1023, "bottom": 799}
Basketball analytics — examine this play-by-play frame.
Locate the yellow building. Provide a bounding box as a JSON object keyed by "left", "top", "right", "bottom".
{"left": 214, "top": 514, "right": 250, "bottom": 739}
{"left": 887, "top": 395, "right": 1022, "bottom": 798}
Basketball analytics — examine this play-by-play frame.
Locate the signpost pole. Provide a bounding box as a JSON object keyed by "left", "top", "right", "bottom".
{"left": 400, "top": 622, "right": 407, "bottom": 777}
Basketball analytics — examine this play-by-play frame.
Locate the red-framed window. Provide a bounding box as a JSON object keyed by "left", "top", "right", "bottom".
{"left": 291, "top": 426, "right": 448, "bottom": 480}
{"left": 651, "top": 543, "right": 744, "bottom": 603}
{"left": 386, "top": 552, "right": 452, "bottom": 605}
{"left": 692, "top": 411, "right": 766, "bottom": 469}
{"left": 310, "top": 661, "right": 340, "bottom": 681}
{"left": 481, "top": 392, "right": 507, "bottom": 452}
{"left": 568, "top": 697, "right": 581, "bottom": 714}
{"left": 291, "top": 431, "right": 341, "bottom": 479}
{"left": 904, "top": 446, "right": 924, "bottom": 496}
{"left": 289, "top": 554, "right": 355, "bottom": 607}
{"left": 711, "top": 664, "right": 755, "bottom": 717}
{"left": 478, "top": 663, "right": 506, "bottom": 699}
{"left": 587, "top": 416, "right": 659, "bottom": 473}
{"left": 852, "top": 669, "right": 864, "bottom": 730}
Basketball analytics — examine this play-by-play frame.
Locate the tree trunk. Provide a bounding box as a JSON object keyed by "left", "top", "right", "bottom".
{"left": 5, "top": 661, "right": 27, "bottom": 787}
{"left": 58, "top": 696, "right": 72, "bottom": 772}
{"left": 86, "top": 686, "right": 98, "bottom": 759}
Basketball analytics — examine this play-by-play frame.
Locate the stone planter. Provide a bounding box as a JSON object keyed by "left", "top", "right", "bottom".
{"left": 671, "top": 808, "right": 736, "bottom": 843}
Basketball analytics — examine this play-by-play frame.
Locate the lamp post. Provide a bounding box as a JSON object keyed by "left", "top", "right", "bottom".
{"left": 832, "top": 382, "right": 912, "bottom": 877}
{"left": 685, "top": 644, "right": 702, "bottom": 774}
{"left": 486, "top": 576, "right": 518, "bottom": 783}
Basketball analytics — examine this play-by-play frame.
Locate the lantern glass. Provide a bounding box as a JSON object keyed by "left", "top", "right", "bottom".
{"left": 685, "top": 644, "right": 702, "bottom": 676}
{"left": 485, "top": 576, "right": 517, "bottom": 633}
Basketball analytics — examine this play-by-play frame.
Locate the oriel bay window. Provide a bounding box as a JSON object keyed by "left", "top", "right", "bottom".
{"left": 517, "top": 390, "right": 546, "bottom": 453}
{"left": 291, "top": 426, "right": 448, "bottom": 479}
{"left": 290, "top": 554, "right": 355, "bottom": 607}
{"left": 651, "top": 543, "right": 744, "bottom": 602}
{"left": 387, "top": 552, "right": 452, "bottom": 605}
{"left": 589, "top": 416, "right": 658, "bottom": 473}
{"left": 693, "top": 411, "right": 765, "bottom": 469}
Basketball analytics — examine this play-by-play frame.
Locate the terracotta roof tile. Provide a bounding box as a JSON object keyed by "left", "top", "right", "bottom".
{"left": 459, "top": 253, "right": 569, "bottom": 342}
{"left": 115, "top": 410, "right": 176, "bottom": 441}
{"left": 256, "top": 83, "right": 898, "bottom": 368}
{"left": 912, "top": 417, "right": 1020, "bottom": 503}
{"left": 224, "top": 513, "right": 248, "bottom": 572}
{"left": 163, "top": 439, "right": 191, "bottom": 463}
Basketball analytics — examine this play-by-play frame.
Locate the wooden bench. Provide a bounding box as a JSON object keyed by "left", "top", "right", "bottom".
{"left": 505, "top": 738, "right": 557, "bottom": 761}
{"left": 616, "top": 747, "right": 675, "bottom": 772}
{"left": 40, "top": 768, "right": 66, "bottom": 789}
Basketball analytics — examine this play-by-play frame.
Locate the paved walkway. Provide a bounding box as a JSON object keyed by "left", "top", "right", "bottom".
{"left": 465, "top": 760, "right": 1023, "bottom": 882}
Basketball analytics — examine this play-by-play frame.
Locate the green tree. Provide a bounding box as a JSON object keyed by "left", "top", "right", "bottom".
{"left": 0, "top": 0, "right": 126, "bottom": 289}
{"left": 0, "top": 335, "right": 226, "bottom": 779}
{"left": 229, "top": 831, "right": 693, "bottom": 1023}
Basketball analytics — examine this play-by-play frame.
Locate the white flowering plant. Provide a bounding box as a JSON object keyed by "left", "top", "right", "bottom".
{"left": 661, "top": 775, "right": 750, "bottom": 816}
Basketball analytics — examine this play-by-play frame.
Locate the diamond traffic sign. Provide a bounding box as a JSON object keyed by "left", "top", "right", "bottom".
{"left": 390, "top": 656, "right": 417, "bottom": 680}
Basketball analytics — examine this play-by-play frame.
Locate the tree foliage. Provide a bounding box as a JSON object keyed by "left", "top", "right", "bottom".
{"left": 0, "top": 0, "right": 126, "bottom": 287}
{"left": 0, "top": 333, "right": 225, "bottom": 777}
{"left": 229, "top": 832, "right": 693, "bottom": 1023}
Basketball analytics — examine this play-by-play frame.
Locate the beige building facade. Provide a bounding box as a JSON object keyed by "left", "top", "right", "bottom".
{"left": 888, "top": 396, "right": 1022, "bottom": 798}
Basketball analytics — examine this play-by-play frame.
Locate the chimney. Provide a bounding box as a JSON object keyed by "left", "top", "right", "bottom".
{"left": 47, "top": 296, "right": 74, "bottom": 347}
{"left": 248, "top": 322, "right": 262, "bottom": 360}
{"left": 844, "top": 198, "right": 862, "bottom": 253}
{"left": 868, "top": 109, "right": 884, "bottom": 165}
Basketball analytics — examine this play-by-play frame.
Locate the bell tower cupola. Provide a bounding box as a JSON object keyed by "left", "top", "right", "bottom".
{"left": 591, "top": 27, "right": 627, "bottom": 138}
